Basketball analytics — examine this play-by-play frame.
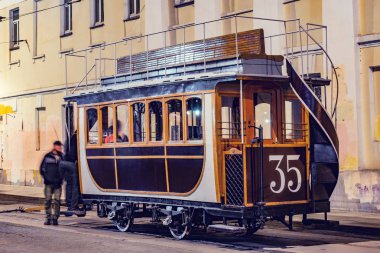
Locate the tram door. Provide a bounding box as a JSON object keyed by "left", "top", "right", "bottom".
{"left": 244, "top": 86, "right": 309, "bottom": 205}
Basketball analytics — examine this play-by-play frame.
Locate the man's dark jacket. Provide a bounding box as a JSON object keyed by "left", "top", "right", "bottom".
{"left": 39, "top": 151, "right": 64, "bottom": 186}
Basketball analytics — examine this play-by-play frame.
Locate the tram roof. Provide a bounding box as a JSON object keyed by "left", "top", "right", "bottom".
{"left": 64, "top": 70, "right": 289, "bottom": 106}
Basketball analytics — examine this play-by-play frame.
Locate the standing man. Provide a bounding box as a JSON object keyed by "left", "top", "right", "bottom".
{"left": 61, "top": 131, "right": 82, "bottom": 212}
{"left": 39, "top": 141, "right": 64, "bottom": 225}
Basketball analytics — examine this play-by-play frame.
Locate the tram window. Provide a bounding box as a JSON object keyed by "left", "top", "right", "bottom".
{"left": 86, "top": 108, "right": 98, "bottom": 145}
{"left": 167, "top": 99, "right": 183, "bottom": 141}
{"left": 221, "top": 96, "right": 240, "bottom": 139}
{"left": 149, "top": 101, "right": 163, "bottom": 142}
{"left": 101, "top": 106, "right": 114, "bottom": 144}
{"left": 285, "top": 98, "right": 303, "bottom": 140}
{"left": 116, "top": 105, "right": 129, "bottom": 143}
{"left": 132, "top": 102, "right": 146, "bottom": 142}
{"left": 186, "top": 97, "right": 202, "bottom": 140}
{"left": 254, "top": 92, "right": 273, "bottom": 139}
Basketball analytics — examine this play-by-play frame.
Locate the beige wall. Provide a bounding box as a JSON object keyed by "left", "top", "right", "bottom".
{"left": 0, "top": 0, "right": 379, "bottom": 212}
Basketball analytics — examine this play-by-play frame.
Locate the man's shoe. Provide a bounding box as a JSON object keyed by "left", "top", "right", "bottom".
{"left": 44, "top": 220, "right": 51, "bottom": 225}
{"left": 52, "top": 219, "right": 58, "bottom": 226}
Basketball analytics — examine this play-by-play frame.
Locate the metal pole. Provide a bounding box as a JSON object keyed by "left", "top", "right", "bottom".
{"left": 291, "top": 32, "right": 294, "bottom": 64}
{"left": 146, "top": 35, "right": 149, "bottom": 80}
{"left": 306, "top": 24, "right": 309, "bottom": 77}
{"left": 240, "top": 79, "right": 244, "bottom": 144}
{"left": 284, "top": 21, "right": 289, "bottom": 58}
{"left": 114, "top": 43, "right": 117, "bottom": 85}
{"left": 85, "top": 50, "right": 88, "bottom": 89}
{"left": 259, "top": 125, "right": 264, "bottom": 204}
{"left": 203, "top": 23, "right": 206, "bottom": 72}
{"left": 129, "top": 40, "right": 132, "bottom": 81}
{"left": 235, "top": 15, "right": 239, "bottom": 72}
{"left": 65, "top": 54, "right": 68, "bottom": 95}
{"left": 298, "top": 23, "right": 304, "bottom": 77}
{"left": 164, "top": 31, "right": 167, "bottom": 77}
{"left": 183, "top": 27, "right": 186, "bottom": 75}
{"left": 99, "top": 47, "right": 102, "bottom": 83}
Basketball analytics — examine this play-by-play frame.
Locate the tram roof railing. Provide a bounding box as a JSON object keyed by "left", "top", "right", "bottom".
{"left": 64, "top": 11, "right": 338, "bottom": 125}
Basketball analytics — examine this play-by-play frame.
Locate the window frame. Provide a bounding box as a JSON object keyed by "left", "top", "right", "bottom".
{"left": 61, "top": 0, "right": 73, "bottom": 36}
{"left": 174, "top": 0, "right": 194, "bottom": 8}
{"left": 115, "top": 103, "right": 131, "bottom": 145}
{"left": 185, "top": 95, "right": 204, "bottom": 142}
{"left": 9, "top": 8, "right": 20, "bottom": 50}
{"left": 85, "top": 106, "right": 101, "bottom": 146}
{"left": 369, "top": 66, "right": 380, "bottom": 142}
{"left": 124, "top": 0, "right": 140, "bottom": 21}
{"left": 219, "top": 92, "right": 242, "bottom": 141}
{"left": 245, "top": 86, "right": 279, "bottom": 144}
{"left": 100, "top": 104, "right": 116, "bottom": 145}
{"left": 282, "top": 93, "right": 307, "bottom": 143}
{"left": 148, "top": 99, "right": 164, "bottom": 143}
{"left": 131, "top": 101, "right": 147, "bottom": 144}
{"left": 165, "top": 97, "right": 185, "bottom": 143}
{"left": 91, "top": 0, "right": 104, "bottom": 28}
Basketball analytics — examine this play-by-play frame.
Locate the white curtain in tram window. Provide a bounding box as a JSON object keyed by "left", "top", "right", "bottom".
{"left": 285, "top": 99, "right": 302, "bottom": 140}
{"left": 254, "top": 93, "right": 272, "bottom": 139}
{"left": 221, "top": 96, "right": 240, "bottom": 139}
{"left": 116, "top": 105, "right": 129, "bottom": 143}
{"left": 87, "top": 109, "right": 98, "bottom": 144}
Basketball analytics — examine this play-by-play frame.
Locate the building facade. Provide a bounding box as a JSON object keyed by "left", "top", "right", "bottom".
{"left": 0, "top": 0, "right": 379, "bottom": 213}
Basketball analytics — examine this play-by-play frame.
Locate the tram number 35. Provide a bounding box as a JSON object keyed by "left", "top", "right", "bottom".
{"left": 269, "top": 155, "right": 302, "bottom": 194}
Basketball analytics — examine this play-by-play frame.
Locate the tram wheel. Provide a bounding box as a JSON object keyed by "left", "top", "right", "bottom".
{"left": 169, "top": 222, "right": 191, "bottom": 240}
{"left": 244, "top": 220, "right": 260, "bottom": 236}
{"left": 115, "top": 217, "right": 134, "bottom": 232}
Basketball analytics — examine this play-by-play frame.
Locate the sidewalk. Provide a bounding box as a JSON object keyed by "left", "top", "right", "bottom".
{"left": 0, "top": 184, "right": 44, "bottom": 203}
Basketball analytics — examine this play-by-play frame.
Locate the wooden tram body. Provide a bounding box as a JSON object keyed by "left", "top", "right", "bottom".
{"left": 65, "top": 28, "right": 339, "bottom": 238}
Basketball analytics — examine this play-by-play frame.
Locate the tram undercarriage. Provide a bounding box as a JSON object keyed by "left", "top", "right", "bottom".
{"left": 85, "top": 195, "right": 331, "bottom": 239}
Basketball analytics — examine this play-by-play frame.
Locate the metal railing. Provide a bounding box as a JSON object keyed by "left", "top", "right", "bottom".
{"left": 64, "top": 11, "right": 339, "bottom": 127}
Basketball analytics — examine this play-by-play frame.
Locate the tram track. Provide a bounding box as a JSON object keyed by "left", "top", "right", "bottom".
{"left": 1, "top": 206, "right": 379, "bottom": 253}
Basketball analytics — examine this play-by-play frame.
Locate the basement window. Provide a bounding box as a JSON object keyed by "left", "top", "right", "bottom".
{"left": 174, "top": 0, "right": 194, "bottom": 8}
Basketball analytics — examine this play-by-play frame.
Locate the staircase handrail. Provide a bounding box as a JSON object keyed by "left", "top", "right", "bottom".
{"left": 297, "top": 24, "right": 339, "bottom": 122}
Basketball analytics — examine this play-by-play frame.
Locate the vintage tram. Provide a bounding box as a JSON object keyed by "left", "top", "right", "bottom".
{"left": 64, "top": 27, "right": 339, "bottom": 239}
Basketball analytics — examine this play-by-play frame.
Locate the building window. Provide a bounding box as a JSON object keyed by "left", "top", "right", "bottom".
{"left": 101, "top": 106, "right": 114, "bottom": 144}
{"left": 92, "top": 0, "right": 104, "bottom": 27}
{"left": 221, "top": 96, "right": 241, "bottom": 139}
{"left": 254, "top": 92, "right": 273, "bottom": 139}
{"left": 371, "top": 67, "right": 380, "bottom": 141}
{"left": 125, "top": 0, "right": 140, "bottom": 20}
{"left": 186, "top": 97, "right": 202, "bottom": 140}
{"left": 87, "top": 108, "right": 99, "bottom": 145}
{"left": 284, "top": 98, "right": 303, "bottom": 140}
{"left": 62, "top": 0, "right": 72, "bottom": 35}
{"left": 167, "top": 99, "right": 183, "bottom": 141}
{"left": 174, "top": 0, "right": 194, "bottom": 8}
{"left": 149, "top": 101, "right": 163, "bottom": 142}
{"left": 10, "top": 8, "right": 20, "bottom": 49}
{"left": 116, "top": 104, "right": 129, "bottom": 143}
{"left": 132, "top": 103, "right": 146, "bottom": 142}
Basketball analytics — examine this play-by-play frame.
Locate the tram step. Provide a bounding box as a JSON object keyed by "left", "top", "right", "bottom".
{"left": 207, "top": 224, "right": 247, "bottom": 234}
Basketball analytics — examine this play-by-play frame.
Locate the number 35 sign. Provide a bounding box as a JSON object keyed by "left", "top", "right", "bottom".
{"left": 250, "top": 146, "right": 307, "bottom": 203}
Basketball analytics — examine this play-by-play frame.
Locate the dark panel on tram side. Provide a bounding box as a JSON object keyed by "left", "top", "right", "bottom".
{"left": 86, "top": 148, "right": 114, "bottom": 157}
{"left": 116, "top": 147, "right": 165, "bottom": 156}
{"left": 247, "top": 147, "right": 307, "bottom": 203}
{"left": 87, "top": 159, "right": 116, "bottom": 189}
{"left": 167, "top": 158, "right": 203, "bottom": 193}
{"left": 117, "top": 159, "right": 167, "bottom": 192}
{"left": 166, "top": 145, "right": 204, "bottom": 156}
